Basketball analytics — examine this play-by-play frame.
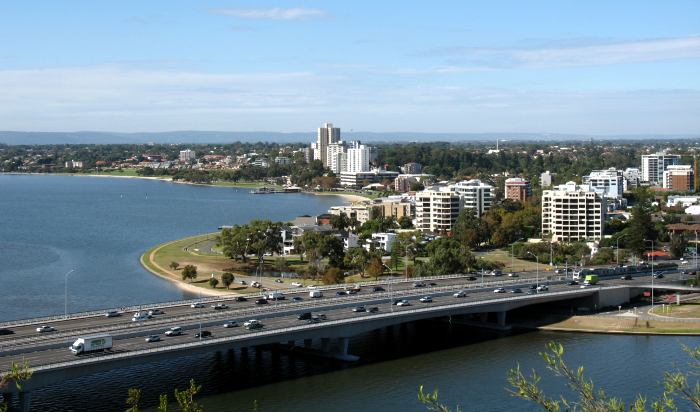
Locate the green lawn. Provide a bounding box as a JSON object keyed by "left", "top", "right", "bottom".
{"left": 474, "top": 248, "right": 545, "bottom": 272}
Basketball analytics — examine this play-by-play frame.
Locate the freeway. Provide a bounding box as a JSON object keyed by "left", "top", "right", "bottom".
{"left": 0, "top": 267, "right": 692, "bottom": 372}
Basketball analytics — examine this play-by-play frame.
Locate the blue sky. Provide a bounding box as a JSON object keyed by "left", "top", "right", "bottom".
{"left": 1, "top": 1, "right": 699, "bottom": 134}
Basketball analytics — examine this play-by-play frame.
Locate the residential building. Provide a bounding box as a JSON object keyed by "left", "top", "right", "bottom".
{"left": 329, "top": 204, "right": 379, "bottom": 225}
{"left": 274, "top": 156, "right": 291, "bottom": 165}
{"left": 376, "top": 198, "right": 413, "bottom": 220}
{"left": 340, "top": 169, "right": 399, "bottom": 188}
{"left": 251, "top": 158, "right": 269, "bottom": 168}
{"left": 663, "top": 165, "right": 694, "bottom": 191}
{"left": 641, "top": 152, "right": 680, "bottom": 185}
{"left": 622, "top": 168, "right": 641, "bottom": 191}
{"left": 541, "top": 182, "right": 606, "bottom": 242}
{"left": 450, "top": 179, "right": 494, "bottom": 217}
{"left": 346, "top": 141, "right": 371, "bottom": 173}
{"left": 365, "top": 232, "right": 397, "bottom": 253}
{"left": 504, "top": 177, "right": 532, "bottom": 201}
{"left": 280, "top": 224, "right": 335, "bottom": 255}
{"left": 394, "top": 173, "right": 434, "bottom": 192}
{"left": 540, "top": 170, "right": 553, "bottom": 188}
{"left": 314, "top": 122, "right": 341, "bottom": 167}
{"left": 666, "top": 195, "right": 700, "bottom": 208}
{"left": 582, "top": 168, "right": 624, "bottom": 199}
{"left": 415, "top": 187, "right": 461, "bottom": 233}
{"left": 64, "top": 160, "right": 83, "bottom": 168}
{"left": 326, "top": 142, "right": 347, "bottom": 174}
{"left": 179, "top": 149, "right": 196, "bottom": 163}
{"left": 401, "top": 162, "right": 423, "bottom": 174}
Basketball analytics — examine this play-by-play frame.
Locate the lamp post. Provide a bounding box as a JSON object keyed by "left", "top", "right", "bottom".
{"left": 644, "top": 239, "right": 655, "bottom": 309}
{"left": 527, "top": 252, "right": 539, "bottom": 291}
{"left": 511, "top": 238, "right": 524, "bottom": 273}
{"left": 64, "top": 269, "right": 75, "bottom": 318}
{"left": 480, "top": 256, "right": 485, "bottom": 288}
{"left": 616, "top": 234, "right": 628, "bottom": 267}
{"left": 549, "top": 241, "right": 553, "bottom": 267}
{"left": 695, "top": 231, "right": 698, "bottom": 271}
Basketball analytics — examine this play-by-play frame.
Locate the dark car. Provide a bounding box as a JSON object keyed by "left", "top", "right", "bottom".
{"left": 373, "top": 286, "right": 385, "bottom": 292}
{"left": 292, "top": 296, "right": 304, "bottom": 302}
{"left": 529, "top": 284, "right": 538, "bottom": 290}
{"left": 235, "top": 296, "right": 248, "bottom": 302}
{"left": 0, "top": 329, "right": 14, "bottom": 336}
{"left": 297, "top": 312, "right": 312, "bottom": 320}
{"left": 392, "top": 299, "right": 403, "bottom": 305}
{"left": 509, "top": 288, "right": 523, "bottom": 294}
{"left": 352, "top": 306, "right": 366, "bottom": 312}
{"left": 413, "top": 282, "right": 426, "bottom": 288}
{"left": 336, "top": 291, "right": 348, "bottom": 296}
{"left": 193, "top": 330, "right": 211, "bottom": 338}
{"left": 568, "top": 280, "right": 579, "bottom": 285}
{"left": 621, "top": 274, "right": 633, "bottom": 280}
{"left": 368, "top": 307, "right": 379, "bottom": 313}
{"left": 467, "top": 276, "right": 477, "bottom": 281}
{"left": 428, "top": 282, "right": 438, "bottom": 286}
{"left": 653, "top": 273, "right": 664, "bottom": 279}
{"left": 255, "top": 298, "right": 268, "bottom": 305}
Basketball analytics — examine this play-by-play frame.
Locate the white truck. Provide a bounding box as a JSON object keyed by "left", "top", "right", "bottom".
{"left": 70, "top": 334, "right": 113, "bottom": 355}
{"left": 309, "top": 289, "right": 323, "bottom": 298}
{"left": 266, "top": 291, "right": 285, "bottom": 300}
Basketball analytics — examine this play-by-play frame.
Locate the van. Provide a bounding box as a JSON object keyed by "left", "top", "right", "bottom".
{"left": 266, "top": 291, "right": 285, "bottom": 300}
{"left": 309, "top": 290, "right": 323, "bottom": 298}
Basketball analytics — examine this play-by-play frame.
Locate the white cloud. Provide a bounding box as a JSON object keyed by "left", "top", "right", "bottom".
{"left": 211, "top": 7, "right": 327, "bottom": 21}
{"left": 422, "top": 35, "right": 700, "bottom": 69}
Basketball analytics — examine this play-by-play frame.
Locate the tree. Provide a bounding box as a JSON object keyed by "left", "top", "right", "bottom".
{"left": 208, "top": 277, "right": 219, "bottom": 289}
{"left": 330, "top": 213, "right": 351, "bottom": 231}
{"left": 169, "top": 261, "right": 180, "bottom": 270}
{"left": 274, "top": 257, "right": 289, "bottom": 272}
{"left": 220, "top": 225, "right": 251, "bottom": 262}
{"left": 125, "top": 388, "right": 141, "bottom": 412}
{"left": 670, "top": 234, "right": 688, "bottom": 259}
{"left": 181, "top": 265, "right": 197, "bottom": 282}
{"left": 453, "top": 209, "right": 487, "bottom": 249}
{"left": 398, "top": 215, "right": 414, "bottom": 229}
{"left": 0, "top": 360, "right": 33, "bottom": 411}
{"left": 344, "top": 247, "right": 370, "bottom": 276}
{"left": 221, "top": 272, "right": 234, "bottom": 289}
{"left": 173, "top": 379, "right": 204, "bottom": 412}
{"left": 367, "top": 256, "right": 384, "bottom": 280}
{"left": 322, "top": 267, "right": 344, "bottom": 285}
{"left": 627, "top": 188, "right": 657, "bottom": 258}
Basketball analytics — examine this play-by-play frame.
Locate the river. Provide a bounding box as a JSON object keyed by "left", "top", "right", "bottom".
{"left": 1, "top": 174, "right": 696, "bottom": 411}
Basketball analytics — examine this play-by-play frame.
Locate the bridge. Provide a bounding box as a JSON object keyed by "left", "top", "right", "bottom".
{"left": 0, "top": 269, "right": 695, "bottom": 411}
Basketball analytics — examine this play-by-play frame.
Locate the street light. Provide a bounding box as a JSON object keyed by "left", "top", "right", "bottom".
{"left": 616, "top": 234, "right": 628, "bottom": 267}
{"left": 695, "top": 231, "right": 698, "bottom": 271}
{"left": 644, "top": 239, "right": 655, "bottom": 310}
{"left": 527, "top": 252, "right": 539, "bottom": 291}
{"left": 479, "top": 256, "right": 485, "bottom": 287}
{"left": 510, "top": 238, "right": 524, "bottom": 273}
{"left": 64, "top": 269, "right": 75, "bottom": 318}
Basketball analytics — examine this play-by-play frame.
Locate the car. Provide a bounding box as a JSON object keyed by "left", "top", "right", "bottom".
{"left": 621, "top": 274, "right": 633, "bottom": 280}
{"left": 419, "top": 296, "right": 433, "bottom": 303}
{"left": 243, "top": 319, "right": 261, "bottom": 327}
{"left": 297, "top": 312, "right": 313, "bottom": 320}
{"left": 193, "top": 330, "right": 212, "bottom": 338}
{"left": 291, "top": 282, "right": 303, "bottom": 287}
{"left": 653, "top": 273, "right": 664, "bottom": 279}
{"left": 148, "top": 309, "right": 164, "bottom": 316}
{"left": 368, "top": 307, "right": 379, "bottom": 313}
{"left": 239, "top": 280, "right": 247, "bottom": 285}
{"left": 413, "top": 282, "right": 426, "bottom": 288}
{"left": 36, "top": 325, "right": 55, "bottom": 333}
{"left": 682, "top": 270, "right": 696, "bottom": 276}
{"left": 307, "top": 317, "right": 322, "bottom": 324}
{"left": 307, "top": 285, "right": 318, "bottom": 289}
{"left": 235, "top": 296, "right": 248, "bottom": 302}
{"left": 467, "top": 276, "right": 477, "bottom": 281}
{"left": 316, "top": 313, "right": 327, "bottom": 320}
{"left": 104, "top": 310, "right": 120, "bottom": 317}
{"left": 255, "top": 298, "right": 268, "bottom": 305}
{"left": 536, "top": 285, "right": 549, "bottom": 292}
{"left": 274, "top": 279, "right": 283, "bottom": 283}
{"left": 397, "top": 300, "right": 411, "bottom": 306}
{"left": 428, "top": 282, "right": 438, "bottom": 286}
{"left": 292, "top": 296, "right": 304, "bottom": 302}
{"left": 527, "top": 289, "right": 536, "bottom": 294}
{"left": 490, "top": 270, "right": 503, "bottom": 277}
{"left": 580, "top": 284, "right": 590, "bottom": 288}
{"left": 145, "top": 335, "right": 160, "bottom": 343}
{"left": 453, "top": 290, "right": 467, "bottom": 298}
{"left": 373, "top": 286, "right": 385, "bottom": 292}
{"left": 0, "top": 328, "right": 14, "bottom": 336}
{"left": 509, "top": 288, "right": 523, "bottom": 294}
{"left": 246, "top": 322, "right": 263, "bottom": 330}
{"left": 190, "top": 302, "right": 205, "bottom": 308}
{"left": 212, "top": 303, "right": 229, "bottom": 310}
{"left": 493, "top": 288, "right": 506, "bottom": 293}
{"left": 392, "top": 298, "right": 403, "bottom": 305}
{"left": 336, "top": 291, "right": 348, "bottom": 296}
{"left": 223, "top": 320, "right": 239, "bottom": 328}
{"left": 352, "top": 306, "right": 366, "bottom": 312}
{"left": 507, "top": 273, "right": 519, "bottom": 277}
{"left": 568, "top": 280, "right": 579, "bottom": 285}
{"left": 164, "top": 327, "right": 182, "bottom": 336}
{"left": 529, "top": 284, "right": 538, "bottom": 290}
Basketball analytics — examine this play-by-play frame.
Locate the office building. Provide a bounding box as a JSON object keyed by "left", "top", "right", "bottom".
{"left": 394, "top": 174, "right": 434, "bottom": 192}
{"left": 641, "top": 152, "right": 680, "bottom": 185}
{"left": 504, "top": 177, "right": 532, "bottom": 201}
{"left": 582, "top": 168, "right": 624, "bottom": 199}
{"left": 541, "top": 182, "right": 606, "bottom": 242}
{"left": 327, "top": 142, "right": 347, "bottom": 174}
{"left": 622, "top": 168, "right": 641, "bottom": 191}
{"left": 663, "top": 165, "right": 694, "bottom": 191}
{"left": 402, "top": 162, "right": 423, "bottom": 174}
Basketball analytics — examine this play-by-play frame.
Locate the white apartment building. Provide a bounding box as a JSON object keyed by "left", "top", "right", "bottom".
{"left": 346, "top": 141, "right": 371, "bottom": 173}
{"left": 542, "top": 182, "right": 606, "bottom": 242}
{"left": 64, "top": 160, "right": 83, "bottom": 168}
{"left": 582, "top": 168, "right": 624, "bottom": 199}
{"left": 622, "top": 168, "right": 641, "bottom": 191}
{"left": 449, "top": 179, "right": 494, "bottom": 217}
{"left": 179, "top": 149, "right": 196, "bottom": 163}
{"left": 364, "top": 232, "right": 397, "bottom": 253}
{"left": 641, "top": 152, "right": 680, "bottom": 185}
{"left": 314, "top": 122, "right": 341, "bottom": 167}
{"left": 540, "top": 171, "right": 553, "bottom": 188}
{"left": 666, "top": 195, "right": 700, "bottom": 208}
{"left": 327, "top": 142, "right": 347, "bottom": 174}
{"left": 274, "top": 156, "right": 291, "bottom": 165}
{"left": 415, "top": 187, "right": 461, "bottom": 233}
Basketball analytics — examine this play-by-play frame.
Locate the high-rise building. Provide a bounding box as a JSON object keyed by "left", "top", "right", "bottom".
{"left": 327, "top": 142, "right": 347, "bottom": 174}
{"left": 504, "top": 177, "right": 532, "bottom": 201}
{"left": 179, "top": 149, "right": 196, "bottom": 163}
{"left": 540, "top": 171, "right": 553, "bottom": 188}
{"left": 622, "top": 168, "right": 641, "bottom": 191}
{"left": 663, "top": 165, "right": 695, "bottom": 191}
{"left": 582, "top": 168, "right": 624, "bottom": 199}
{"left": 641, "top": 152, "right": 680, "bottom": 185}
{"left": 449, "top": 179, "right": 494, "bottom": 217}
{"left": 346, "top": 141, "right": 370, "bottom": 173}
{"left": 315, "top": 122, "right": 341, "bottom": 167}
{"left": 415, "top": 188, "right": 461, "bottom": 233}
{"left": 541, "top": 182, "right": 606, "bottom": 242}
{"left": 402, "top": 162, "right": 423, "bottom": 174}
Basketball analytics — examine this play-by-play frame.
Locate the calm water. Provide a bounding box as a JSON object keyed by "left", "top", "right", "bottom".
{"left": 0, "top": 174, "right": 342, "bottom": 321}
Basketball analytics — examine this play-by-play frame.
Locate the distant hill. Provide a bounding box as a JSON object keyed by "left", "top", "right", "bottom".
{"left": 0, "top": 130, "right": 697, "bottom": 145}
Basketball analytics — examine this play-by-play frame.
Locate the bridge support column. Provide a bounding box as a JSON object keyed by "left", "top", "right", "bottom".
{"left": 497, "top": 311, "right": 507, "bottom": 327}
{"left": 303, "top": 339, "right": 312, "bottom": 348}
{"left": 480, "top": 313, "right": 488, "bottom": 322}
{"left": 320, "top": 338, "right": 331, "bottom": 353}
{"left": 338, "top": 337, "right": 349, "bottom": 357}
{"left": 18, "top": 392, "right": 31, "bottom": 412}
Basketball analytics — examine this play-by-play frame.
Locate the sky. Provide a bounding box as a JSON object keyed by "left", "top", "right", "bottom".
{"left": 0, "top": 1, "right": 699, "bottom": 135}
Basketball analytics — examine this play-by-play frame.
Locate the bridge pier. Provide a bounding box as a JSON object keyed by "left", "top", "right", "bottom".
{"left": 320, "top": 338, "right": 331, "bottom": 353}
{"left": 479, "top": 313, "right": 488, "bottom": 322}
{"left": 497, "top": 311, "right": 507, "bottom": 327}
{"left": 18, "top": 392, "right": 30, "bottom": 412}
{"left": 303, "top": 339, "right": 312, "bottom": 348}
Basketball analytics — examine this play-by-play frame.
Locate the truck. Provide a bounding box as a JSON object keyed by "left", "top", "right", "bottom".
{"left": 266, "top": 291, "right": 285, "bottom": 300}
{"left": 70, "top": 334, "right": 113, "bottom": 355}
{"left": 583, "top": 275, "right": 599, "bottom": 285}
{"left": 309, "top": 289, "right": 323, "bottom": 298}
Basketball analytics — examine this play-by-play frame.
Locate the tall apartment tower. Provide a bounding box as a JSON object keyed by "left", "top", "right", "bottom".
{"left": 504, "top": 177, "right": 532, "bottom": 201}
{"left": 315, "top": 122, "right": 341, "bottom": 167}
{"left": 449, "top": 179, "right": 494, "bottom": 217}
{"left": 695, "top": 157, "right": 699, "bottom": 192}
{"left": 346, "top": 141, "right": 371, "bottom": 173}
{"left": 415, "top": 188, "right": 461, "bottom": 233}
{"left": 663, "top": 165, "right": 695, "bottom": 191}
{"left": 582, "top": 168, "right": 624, "bottom": 199}
{"left": 641, "top": 152, "right": 680, "bottom": 185}
{"left": 541, "top": 182, "right": 606, "bottom": 242}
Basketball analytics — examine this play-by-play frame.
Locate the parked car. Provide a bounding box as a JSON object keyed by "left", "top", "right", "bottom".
{"left": 145, "top": 335, "right": 160, "bottom": 343}
{"left": 255, "top": 298, "right": 268, "bottom": 305}
{"left": 396, "top": 300, "right": 411, "bottom": 306}
{"left": 193, "top": 330, "right": 211, "bottom": 338}
{"left": 453, "top": 290, "right": 467, "bottom": 298}
{"left": 190, "top": 302, "right": 205, "bottom": 308}
{"left": 352, "top": 306, "right": 366, "bottom": 312}
{"left": 274, "top": 279, "right": 284, "bottom": 283}
{"left": 419, "top": 296, "right": 433, "bottom": 303}
{"left": 235, "top": 296, "right": 248, "bottom": 302}
{"left": 223, "top": 320, "right": 239, "bottom": 328}
{"left": 36, "top": 325, "right": 55, "bottom": 333}
{"left": 493, "top": 288, "right": 506, "bottom": 293}
{"left": 212, "top": 303, "right": 229, "bottom": 310}
{"left": 148, "top": 309, "right": 164, "bottom": 316}
{"left": 164, "top": 327, "right": 182, "bottom": 336}
{"left": 373, "top": 286, "right": 385, "bottom": 292}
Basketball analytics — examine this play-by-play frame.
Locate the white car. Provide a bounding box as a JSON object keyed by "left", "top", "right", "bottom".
{"left": 536, "top": 285, "right": 549, "bottom": 292}
{"left": 105, "top": 310, "right": 120, "bottom": 317}
{"left": 145, "top": 335, "right": 160, "bottom": 343}
{"left": 243, "top": 319, "right": 261, "bottom": 327}
{"left": 306, "top": 285, "right": 317, "bottom": 289}
{"left": 453, "top": 290, "right": 467, "bottom": 298}
{"left": 493, "top": 287, "right": 506, "bottom": 293}
{"left": 396, "top": 300, "right": 411, "bottom": 307}
{"left": 223, "top": 320, "right": 239, "bottom": 328}
{"left": 36, "top": 325, "right": 55, "bottom": 333}
{"left": 291, "top": 282, "right": 303, "bottom": 287}
{"left": 164, "top": 327, "right": 182, "bottom": 336}
{"left": 190, "top": 302, "right": 205, "bottom": 308}
{"left": 419, "top": 296, "right": 433, "bottom": 303}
